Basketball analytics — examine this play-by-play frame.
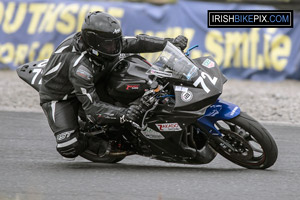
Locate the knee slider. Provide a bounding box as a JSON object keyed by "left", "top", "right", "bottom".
{"left": 55, "top": 130, "right": 87, "bottom": 158}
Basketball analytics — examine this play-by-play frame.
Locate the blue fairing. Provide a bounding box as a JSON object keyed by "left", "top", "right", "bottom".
{"left": 197, "top": 99, "right": 241, "bottom": 136}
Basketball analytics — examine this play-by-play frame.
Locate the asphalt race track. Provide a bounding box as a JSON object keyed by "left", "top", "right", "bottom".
{"left": 0, "top": 111, "right": 299, "bottom": 200}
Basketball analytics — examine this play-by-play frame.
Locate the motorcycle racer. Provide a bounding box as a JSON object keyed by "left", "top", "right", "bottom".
{"left": 39, "top": 11, "right": 188, "bottom": 159}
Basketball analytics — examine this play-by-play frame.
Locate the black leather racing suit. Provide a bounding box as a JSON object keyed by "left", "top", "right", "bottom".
{"left": 40, "top": 32, "right": 179, "bottom": 158}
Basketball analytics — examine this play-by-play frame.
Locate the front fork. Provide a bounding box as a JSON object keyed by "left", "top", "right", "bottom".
{"left": 197, "top": 98, "right": 241, "bottom": 137}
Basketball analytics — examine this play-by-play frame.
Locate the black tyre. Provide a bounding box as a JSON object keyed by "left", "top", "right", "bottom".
{"left": 80, "top": 150, "right": 126, "bottom": 163}
{"left": 209, "top": 112, "right": 278, "bottom": 169}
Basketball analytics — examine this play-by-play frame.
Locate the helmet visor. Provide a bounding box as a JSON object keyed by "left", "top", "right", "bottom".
{"left": 85, "top": 31, "right": 122, "bottom": 55}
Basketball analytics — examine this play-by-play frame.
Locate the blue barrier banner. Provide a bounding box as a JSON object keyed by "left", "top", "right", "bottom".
{"left": 0, "top": 0, "right": 299, "bottom": 80}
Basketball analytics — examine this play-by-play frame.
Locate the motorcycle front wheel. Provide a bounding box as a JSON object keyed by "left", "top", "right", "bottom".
{"left": 209, "top": 112, "right": 278, "bottom": 169}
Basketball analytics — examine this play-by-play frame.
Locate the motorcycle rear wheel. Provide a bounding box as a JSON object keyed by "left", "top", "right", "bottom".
{"left": 209, "top": 112, "right": 278, "bottom": 169}
{"left": 80, "top": 150, "right": 126, "bottom": 163}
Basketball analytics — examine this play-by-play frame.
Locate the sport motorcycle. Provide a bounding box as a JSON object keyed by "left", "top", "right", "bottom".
{"left": 17, "top": 42, "right": 278, "bottom": 169}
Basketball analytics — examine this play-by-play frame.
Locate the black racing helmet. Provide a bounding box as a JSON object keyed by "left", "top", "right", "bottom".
{"left": 81, "top": 11, "right": 122, "bottom": 61}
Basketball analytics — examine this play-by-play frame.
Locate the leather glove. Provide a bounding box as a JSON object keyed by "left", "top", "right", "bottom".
{"left": 172, "top": 35, "right": 188, "bottom": 50}
{"left": 120, "top": 105, "right": 143, "bottom": 124}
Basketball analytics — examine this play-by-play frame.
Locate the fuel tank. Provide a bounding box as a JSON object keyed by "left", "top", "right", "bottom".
{"left": 106, "top": 55, "right": 151, "bottom": 104}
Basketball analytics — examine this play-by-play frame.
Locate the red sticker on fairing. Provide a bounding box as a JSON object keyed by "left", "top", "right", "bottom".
{"left": 155, "top": 123, "right": 182, "bottom": 132}
{"left": 126, "top": 85, "right": 140, "bottom": 90}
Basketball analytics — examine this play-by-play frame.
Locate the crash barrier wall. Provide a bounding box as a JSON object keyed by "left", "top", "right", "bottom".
{"left": 0, "top": 0, "right": 299, "bottom": 80}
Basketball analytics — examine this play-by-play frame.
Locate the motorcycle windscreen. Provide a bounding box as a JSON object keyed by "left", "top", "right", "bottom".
{"left": 147, "top": 42, "right": 201, "bottom": 81}
{"left": 147, "top": 42, "right": 225, "bottom": 85}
